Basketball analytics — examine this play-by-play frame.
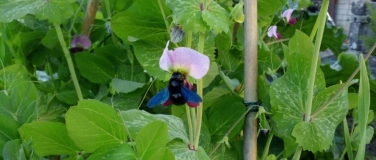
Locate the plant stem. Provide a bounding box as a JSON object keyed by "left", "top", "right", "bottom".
{"left": 243, "top": 0, "right": 258, "bottom": 159}
{"left": 260, "top": 130, "right": 274, "bottom": 160}
{"left": 54, "top": 23, "right": 83, "bottom": 101}
{"left": 304, "top": 0, "right": 329, "bottom": 122}
{"left": 193, "top": 32, "right": 205, "bottom": 148}
{"left": 104, "top": 0, "right": 112, "bottom": 20}
{"left": 158, "top": 0, "right": 170, "bottom": 36}
{"left": 185, "top": 105, "right": 194, "bottom": 149}
{"left": 292, "top": 147, "right": 302, "bottom": 160}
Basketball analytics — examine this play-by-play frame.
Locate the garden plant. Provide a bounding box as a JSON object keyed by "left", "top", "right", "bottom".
{"left": 0, "top": 0, "right": 375, "bottom": 159}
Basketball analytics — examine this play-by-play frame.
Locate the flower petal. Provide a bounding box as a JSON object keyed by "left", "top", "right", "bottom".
{"left": 159, "top": 41, "right": 173, "bottom": 72}
{"left": 267, "top": 26, "right": 278, "bottom": 39}
{"left": 282, "top": 9, "right": 294, "bottom": 22}
{"left": 71, "top": 35, "right": 92, "bottom": 49}
{"left": 159, "top": 41, "right": 210, "bottom": 79}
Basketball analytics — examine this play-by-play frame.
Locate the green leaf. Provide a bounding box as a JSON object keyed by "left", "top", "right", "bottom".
{"left": 148, "top": 148, "right": 175, "bottom": 160}
{"left": 355, "top": 54, "right": 370, "bottom": 160}
{"left": 201, "top": 1, "right": 230, "bottom": 34}
{"left": 56, "top": 88, "right": 79, "bottom": 105}
{"left": 0, "top": 0, "right": 75, "bottom": 23}
{"left": 258, "top": 0, "right": 282, "bottom": 17}
{"left": 111, "top": 0, "right": 170, "bottom": 42}
{"left": 202, "top": 62, "right": 219, "bottom": 88}
{"left": 258, "top": 43, "right": 282, "bottom": 74}
{"left": 271, "top": 31, "right": 348, "bottom": 152}
{"left": 65, "top": 99, "right": 127, "bottom": 153}
{"left": 9, "top": 81, "right": 38, "bottom": 124}
{"left": 351, "top": 126, "right": 374, "bottom": 150}
{"left": 132, "top": 40, "right": 168, "bottom": 80}
{"left": 168, "top": 142, "right": 210, "bottom": 160}
{"left": 166, "top": 0, "right": 230, "bottom": 34}
{"left": 291, "top": 84, "right": 349, "bottom": 152}
{"left": 136, "top": 121, "right": 168, "bottom": 159}
{"left": 208, "top": 96, "right": 245, "bottom": 142}
{"left": 321, "top": 53, "right": 359, "bottom": 85}
{"left": 0, "top": 114, "right": 20, "bottom": 152}
{"left": 2, "top": 139, "right": 26, "bottom": 160}
{"left": 101, "top": 94, "right": 140, "bottom": 111}
{"left": 87, "top": 143, "right": 137, "bottom": 160}
{"left": 111, "top": 78, "right": 145, "bottom": 93}
{"left": 41, "top": 29, "right": 58, "bottom": 49}
{"left": 203, "top": 87, "right": 232, "bottom": 110}
{"left": 75, "top": 53, "right": 116, "bottom": 84}
{"left": 0, "top": 64, "right": 28, "bottom": 91}
{"left": 215, "top": 32, "right": 232, "bottom": 52}
{"left": 120, "top": 109, "right": 189, "bottom": 143}
{"left": 343, "top": 118, "right": 354, "bottom": 160}
{"left": 18, "top": 121, "right": 80, "bottom": 156}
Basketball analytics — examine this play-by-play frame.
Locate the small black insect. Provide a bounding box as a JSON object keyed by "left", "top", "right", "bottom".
{"left": 147, "top": 72, "right": 202, "bottom": 108}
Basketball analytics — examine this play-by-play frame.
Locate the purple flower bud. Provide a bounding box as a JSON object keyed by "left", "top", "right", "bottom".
{"left": 288, "top": 17, "right": 297, "bottom": 25}
{"left": 71, "top": 35, "right": 92, "bottom": 50}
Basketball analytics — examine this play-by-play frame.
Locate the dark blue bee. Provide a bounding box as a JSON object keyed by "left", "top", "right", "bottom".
{"left": 147, "top": 72, "right": 202, "bottom": 108}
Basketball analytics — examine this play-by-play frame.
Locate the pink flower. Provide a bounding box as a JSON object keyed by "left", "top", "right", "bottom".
{"left": 70, "top": 35, "right": 91, "bottom": 49}
{"left": 267, "top": 26, "right": 278, "bottom": 39}
{"left": 159, "top": 41, "right": 210, "bottom": 79}
{"left": 282, "top": 9, "right": 297, "bottom": 25}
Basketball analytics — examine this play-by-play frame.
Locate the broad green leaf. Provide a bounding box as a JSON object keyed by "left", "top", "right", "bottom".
{"left": 87, "top": 143, "right": 137, "bottom": 160}
{"left": 321, "top": 53, "right": 359, "bottom": 85}
{"left": 65, "top": 99, "right": 127, "bottom": 153}
{"left": 203, "top": 87, "right": 232, "bottom": 110}
{"left": 355, "top": 54, "right": 370, "bottom": 160}
{"left": 0, "top": 114, "right": 19, "bottom": 152}
{"left": 166, "top": 0, "right": 229, "bottom": 34}
{"left": 111, "top": 0, "right": 170, "bottom": 42}
{"left": 2, "top": 139, "right": 26, "bottom": 160}
{"left": 132, "top": 40, "right": 168, "bottom": 80}
{"left": 0, "top": 0, "right": 75, "bottom": 23}
{"left": 111, "top": 78, "right": 145, "bottom": 93}
{"left": 258, "top": 43, "right": 282, "bottom": 74}
{"left": 120, "top": 109, "right": 189, "bottom": 143}
{"left": 56, "top": 89, "right": 79, "bottom": 105}
{"left": 0, "top": 35, "right": 5, "bottom": 65}
{"left": 148, "top": 148, "right": 175, "bottom": 160}
{"left": 348, "top": 93, "right": 358, "bottom": 110}
{"left": 18, "top": 121, "right": 80, "bottom": 156}
{"left": 202, "top": 62, "right": 219, "bottom": 88}
{"left": 208, "top": 96, "right": 245, "bottom": 142}
{"left": 168, "top": 142, "right": 210, "bottom": 160}
{"left": 215, "top": 32, "right": 232, "bottom": 52}
{"left": 75, "top": 53, "right": 116, "bottom": 84}
{"left": 258, "top": 0, "right": 282, "bottom": 17}
{"left": 41, "top": 29, "right": 58, "bottom": 49}
{"left": 0, "top": 64, "right": 28, "bottom": 91}
{"left": 136, "top": 121, "right": 168, "bottom": 159}
{"left": 9, "top": 81, "right": 38, "bottom": 124}
{"left": 101, "top": 95, "right": 140, "bottom": 111}
{"left": 12, "top": 31, "right": 45, "bottom": 55}
{"left": 271, "top": 31, "right": 349, "bottom": 152}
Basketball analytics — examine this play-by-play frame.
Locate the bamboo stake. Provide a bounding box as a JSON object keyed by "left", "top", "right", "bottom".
{"left": 243, "top": 0, "right": 258, "bottom": 159}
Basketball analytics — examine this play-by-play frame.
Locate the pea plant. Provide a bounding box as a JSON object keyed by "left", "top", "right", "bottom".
{"left": 0, "top": 0, "right": 374, "bottom": 159}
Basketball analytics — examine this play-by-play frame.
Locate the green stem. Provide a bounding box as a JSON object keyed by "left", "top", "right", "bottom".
{"left": 186, "top": 105, "right": 194, "bottom": 149}
{"left": 68, "top": 0, "right": 85, "bottom": 35}
{"left": 193, "top": 32, "right": 205, "bottom": 148}
{"left": 54, "top": 23, "right": 83, "bottom": 101}
{"left": 186, "top": 31, "right": 192, "bottom": 48}
{"left": 158, "top": 0, "right": 170, "bottom": 36}
{"left": 292, "top": 147, "right": 302, "bottom": 160}
{"left": 260, "top": 130, "right": 274, "bottom": 160}
{"left": 104, "top": 0, "right": 112, "bottom": 20}
{"left": 304, "top": 0, "right": 329, "bottom": 122}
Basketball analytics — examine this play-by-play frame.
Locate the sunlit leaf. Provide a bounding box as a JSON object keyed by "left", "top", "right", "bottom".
{"left": 136, "top": 121, "right": 168, "bottom": 159}
{"left": 87, "top": 143, "right": 137, "bottom": 160}
{"left": 65, "top": 99, "right": 127, "bottom": 153}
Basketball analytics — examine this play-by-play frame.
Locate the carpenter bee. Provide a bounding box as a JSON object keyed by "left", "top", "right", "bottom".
{"left": 147, "top": 72, "right": 202, "bottom": 108}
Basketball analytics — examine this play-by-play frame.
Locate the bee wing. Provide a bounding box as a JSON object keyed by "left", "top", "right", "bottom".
{"left": 147, "top": 88, "right": 170, "bottom": 108}
{"left": 181, "top": 86, "right": 202, "bottom": 103}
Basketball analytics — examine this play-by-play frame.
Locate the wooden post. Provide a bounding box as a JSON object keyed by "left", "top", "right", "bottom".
{"left": 243, "top": 0, "right": 258, "bottom": 159}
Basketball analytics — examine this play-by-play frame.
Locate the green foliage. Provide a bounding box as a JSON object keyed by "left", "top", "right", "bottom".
{"left": 0, "top": 0, "right": 372, "bottom": 159}
{"left": 65, "top": 99, "right": 127, "bottom": 153}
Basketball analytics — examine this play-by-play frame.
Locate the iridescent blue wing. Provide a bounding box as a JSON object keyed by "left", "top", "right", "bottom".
{"left": 147, "top": 88, "right": 170, "bottom": 108}
{"left": 181, "top": 86, "right": 202, "bottom": 103}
